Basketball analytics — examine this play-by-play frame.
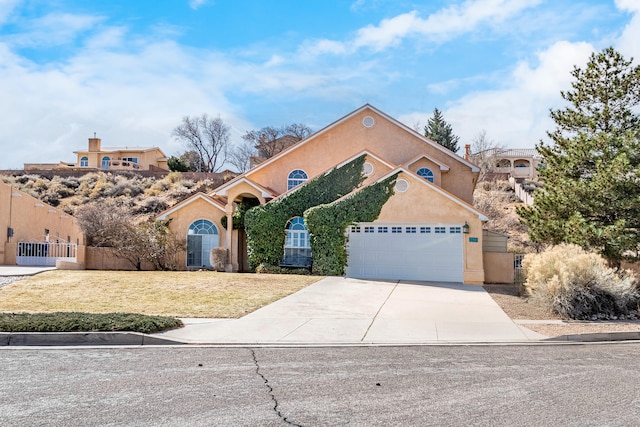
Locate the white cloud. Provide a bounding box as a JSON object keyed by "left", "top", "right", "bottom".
{"left": 305, "top": 0, "right": 542, "bottom": 56}
{"left": 400, "top": 41, "right": 594, "bottom": 148}
{"left": 189, "top": 0, "right": 208, "bottom": 10}
{"left": 7, "top": 12, "right": 103, "bottom": 47}
{"left": 358, "top": 0, "right": 542, "bottom": 50}
{"left": 0, "top": 36, "right": 251, "bottom": 168}
{"left": 0, "top": 0, "right": 20, "bottom": 25}
{"left": 615, "top": 0, "right": 640, "bottom": 13}
{"left": 615, "top": 2, "right": 640, "bottom": 60}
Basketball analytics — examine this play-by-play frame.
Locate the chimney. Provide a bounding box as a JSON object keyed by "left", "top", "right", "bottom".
{"left": 89, "top": 134, "right": 101, "bottom": 152}
{"left": 464, "top": 144, "right": 471, "bottom": 161}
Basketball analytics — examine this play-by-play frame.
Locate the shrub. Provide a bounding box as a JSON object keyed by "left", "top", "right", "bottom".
{"left": 255, "top": 264, "right": 311, "bottom": 275}
{"left": 135, "top": 197, "right": 169, "bottom": 214}
{"left": 522, "top": 244, "right": 639, "bottom": 319}
{"left": 0, "top": 312, "right": 183, "bottom": 333}
{"left": 209, "top": 247, "right": 227, "bottom": 272}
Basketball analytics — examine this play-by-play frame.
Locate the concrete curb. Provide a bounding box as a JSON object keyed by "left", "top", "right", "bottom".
{"left": 546, "top": 331, "right": 640, "bottom": 342}
{"left": 0, "top": 332, "right": 185, "bottom": 346}
{"left": 1, "top": 331, "right": 639, "bottom": 346}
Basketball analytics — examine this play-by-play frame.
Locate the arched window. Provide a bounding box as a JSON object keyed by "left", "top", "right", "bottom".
{"left": 186, "top": 219, "right": 219, "bottom": 268}
{"left": 101, "top": 156, "right": 111, "bottom": 170}
{"left": 80, "top": 156, "right": 88, "bottom": 167}
{"left": 416, "top": 167, "right": 434, "bottom": 183}
{"left": 283, "top": 217, "right": 311, "bottom": 267}
{"left": 287, "top": 169, "right": 308, "bottom": 190}
{"left": 514, "top": 159, "right": 530, "bottom": 168}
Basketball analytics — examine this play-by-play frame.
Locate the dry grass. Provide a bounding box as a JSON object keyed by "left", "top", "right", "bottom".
{"left": 0, "top": 270, "right": 321, "bottom": 318}
{"left": 484, "top": 284, "right": 640, "bottom": 338}
{"left": 483, "top": 284, "right": 561, "bottom": 320}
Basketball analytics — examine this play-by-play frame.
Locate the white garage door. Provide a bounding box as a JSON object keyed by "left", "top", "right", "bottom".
{"left": 345, "top": 223, "right": 464, "bottom": 282}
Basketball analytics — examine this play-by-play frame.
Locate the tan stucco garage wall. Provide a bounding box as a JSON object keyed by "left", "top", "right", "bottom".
{"left": 376, "top": 172, "right": 485, "bottom": 285}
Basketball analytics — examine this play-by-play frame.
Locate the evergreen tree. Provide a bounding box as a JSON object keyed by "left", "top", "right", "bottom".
{"left": 424, "top": 108, "right": 460, "bottom": 152}
{"left": 518, "top": 47, "right": 640, "bottom": 266}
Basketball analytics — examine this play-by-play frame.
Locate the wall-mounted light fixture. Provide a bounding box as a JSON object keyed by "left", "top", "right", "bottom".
{"left": 462, "top": 222, "right": 470, "bottom": 234}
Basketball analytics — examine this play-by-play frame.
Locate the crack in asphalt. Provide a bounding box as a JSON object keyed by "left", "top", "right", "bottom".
{"left": 251, "top": 349, "right": 304, "bottom": 427}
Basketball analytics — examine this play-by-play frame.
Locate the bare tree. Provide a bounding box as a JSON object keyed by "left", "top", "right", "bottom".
{"left": 284, "top": 123, "right": 312, "bottom": 140}
{"left": 243, "top": 123, "right": 312, "bottom": 161}
{"left": 76, "top": 201, "right": 184, "bottom": 270}
{"left": 470, "top": 130, "right": 505, "bottom": 179}
{"left": 172, "top": 114, "right": 230, "bottom": 173}
{"left": 228, "top": 139, "right": 257, "bottom": 173}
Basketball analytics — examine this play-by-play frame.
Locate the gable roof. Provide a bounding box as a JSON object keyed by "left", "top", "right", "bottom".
{"left": 156, "top": 192, "right": 225, "bottom": 220}
{"left": 381, "top": 167, "right": 488, "bottom": 221}
{"left": 241, "top": 104, "right": 480, "bottom": 177}
{"left": 405, "top": 154, "right": 451, "bottom": 171}
{"left": 212, "top": 176, "right": 277, "bottom": 199}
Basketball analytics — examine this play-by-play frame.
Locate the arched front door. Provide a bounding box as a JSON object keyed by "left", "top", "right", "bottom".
{"left": 187, "top": 219, "right": 219, "bottom": 268}
{"left": 101, "top": 156, "right": 111, "bottom": 170}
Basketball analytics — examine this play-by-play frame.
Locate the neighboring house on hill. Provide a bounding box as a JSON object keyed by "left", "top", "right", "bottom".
{"left": 468, "top": 147, "right": 543, "bottom": 180}
{"left": 24, "top": 137, "right": 169, "bottom": 172}
{"left": 0, "top": 180, "right": 84, "bottom": 266}
{"left": 157, "top": 105, "right": 489, "bottom": 284}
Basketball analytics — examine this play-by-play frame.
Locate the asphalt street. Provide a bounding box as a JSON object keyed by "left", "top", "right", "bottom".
{"left": 2, "top": 343, "right": 640, "bottom": 426}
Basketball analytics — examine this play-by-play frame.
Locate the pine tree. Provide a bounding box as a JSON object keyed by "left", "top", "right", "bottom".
{"left": 424, "top": 108, "right": 460, "bottom": 153}
{"left": 518, "top": 47, "right": 640, "bottom": 266}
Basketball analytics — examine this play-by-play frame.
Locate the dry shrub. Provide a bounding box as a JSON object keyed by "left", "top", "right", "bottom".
{"left": 209, "top": 248, "right": 227, "bottom": 272}
{"left": 522, "top": 244, "right": 639, "bottom": 319}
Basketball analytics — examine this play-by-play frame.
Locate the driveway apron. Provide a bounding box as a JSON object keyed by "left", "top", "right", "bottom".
{"left": 159, "top": 277, "right": 544, "bottom": 344}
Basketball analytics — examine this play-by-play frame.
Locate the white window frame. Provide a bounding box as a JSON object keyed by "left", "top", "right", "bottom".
{"left": 287, "top": 169, "right": 308, "bottom": 190}
{"left": 417, "top": 167, "right": 435, "bottom": 183}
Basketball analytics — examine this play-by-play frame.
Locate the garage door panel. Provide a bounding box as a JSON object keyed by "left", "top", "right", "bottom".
{"left": 346, "top": 223, "right": 463, "bottom": 282}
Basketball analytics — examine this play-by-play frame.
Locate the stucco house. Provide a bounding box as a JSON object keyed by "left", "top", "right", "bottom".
{"left": 0, "top": 180, "right": 84, "bottom": 266}
{"left": 157, "top": 105, "right": 488, "bottom": 284}
{"left": 468, "top": 147, "right": 543, "bottom": 180}
{"left": 24, "top": 136, "right": 169, "bottom": 172}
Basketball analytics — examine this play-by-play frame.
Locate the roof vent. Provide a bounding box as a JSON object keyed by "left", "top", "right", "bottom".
{"left": 395, "top": 179, "right": 409, "bottom": 192}
{"left": 362, "top": 116, "right": 375, "bottom": 128}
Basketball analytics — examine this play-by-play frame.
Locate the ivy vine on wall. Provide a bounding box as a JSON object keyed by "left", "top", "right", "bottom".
{"left": 244, "top": 155, "right": 366, "bottom": 269}
{"left": 305, "top": 173, "right": 398, "bottom": 275}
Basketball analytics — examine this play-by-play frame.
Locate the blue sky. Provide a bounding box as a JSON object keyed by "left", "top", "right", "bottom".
{"left": 1, "top": 0, "right": 639, "bottom": 169}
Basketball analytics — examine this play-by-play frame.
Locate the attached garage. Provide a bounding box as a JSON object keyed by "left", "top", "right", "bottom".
{"left": 345, "top": 222, "right": 464, "bottom": 282}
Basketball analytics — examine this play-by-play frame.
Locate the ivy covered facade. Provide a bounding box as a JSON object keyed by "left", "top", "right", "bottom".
{"left": 158, "top": 105, "right": 488, "bottom": 284}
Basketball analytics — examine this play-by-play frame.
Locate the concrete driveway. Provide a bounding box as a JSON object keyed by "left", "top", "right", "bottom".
{"left": 159, "top": 277, "right": 544, "bottom": 344}
{"left": 0, "top": 265, "right": 56, "bottom": 277}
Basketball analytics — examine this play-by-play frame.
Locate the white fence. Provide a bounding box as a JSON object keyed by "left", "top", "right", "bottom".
{"left": 16, "top": 242, "right": 78, "bottom": 266}
{"left": 509, "top": 177, "right": 535, "bottom": 206}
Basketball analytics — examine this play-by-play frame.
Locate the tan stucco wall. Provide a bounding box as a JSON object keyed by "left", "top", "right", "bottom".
{"left": 76, "top": 148, "right": 167, "bottom": 171}
{"left": 406, "top": 157, "right": 444, "bottom": 186}
{"left": 483, "top": 252, "right": 515, "bottom": 284}
{"left": 0, "top": 180, "right": 85, "bottom": 265}
{"left": 85, "top": 247, "right": 154, "bottom": 270}
{"left": 245, "top": 108, "right": 478, "bottom": 204}
{"left": 225, "top": 181, "right": 267, "bottom": 205}
{"left": 376, "top": 172, "right": 485, "bottom": 285}
{"left": 164, "top": 196, "right": 226, "bottom": 270}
